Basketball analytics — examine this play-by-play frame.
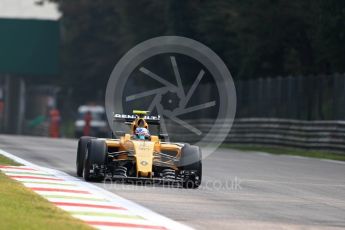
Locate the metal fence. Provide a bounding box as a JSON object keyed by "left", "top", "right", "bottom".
{"left": 236, "top": 73, "right": 345, "bottom": 120}
{"left": 165, "top": 74, "right": 345, "bottom": 153}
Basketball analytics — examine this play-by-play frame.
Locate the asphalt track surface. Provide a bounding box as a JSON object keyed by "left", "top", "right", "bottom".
{"left": 0, "top": 134, "right": 344, "bottom": 230}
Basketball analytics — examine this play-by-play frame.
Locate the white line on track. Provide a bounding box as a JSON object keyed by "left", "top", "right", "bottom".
{"left": 321, "top": 159, "right": 345, "bottom": 165}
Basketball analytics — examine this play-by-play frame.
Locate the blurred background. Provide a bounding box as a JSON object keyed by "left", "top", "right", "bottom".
{"left": 0, "top": 0, "right": 344, "bottom": 153}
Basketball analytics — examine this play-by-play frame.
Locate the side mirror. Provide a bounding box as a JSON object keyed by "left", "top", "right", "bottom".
{"left": 159, "top": 133, "right": 169, "bottom": 141}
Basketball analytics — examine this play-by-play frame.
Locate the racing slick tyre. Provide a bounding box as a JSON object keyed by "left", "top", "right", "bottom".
{"left": 179, "top": 144, "right": 202, "bottom": 189}
{"left": 83, "top": 139, "right": 107, "bottom": 182}
{"left": 76, "top": 136, "right": 95, "bottom": 177}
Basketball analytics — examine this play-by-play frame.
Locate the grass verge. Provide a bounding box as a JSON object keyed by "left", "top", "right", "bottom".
{"left": 0, "top": 154, "right": 93, "bottom": 230}
{"left": 0, "top": 154, "right": 21, "bottom": 166}
{"left": 222, "top": 144, "right": 345, "bottom": 161}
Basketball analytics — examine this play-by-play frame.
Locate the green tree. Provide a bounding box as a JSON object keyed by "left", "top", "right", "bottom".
{"left": 43, "top": 0, "right": 345, "bottom": 102}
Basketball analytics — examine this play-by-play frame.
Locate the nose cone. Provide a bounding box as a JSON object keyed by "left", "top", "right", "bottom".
{"left": 133, "top": 141, "right": 155, "bottom": 177}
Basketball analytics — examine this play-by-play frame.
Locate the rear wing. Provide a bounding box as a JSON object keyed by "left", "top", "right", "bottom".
{"left": 113, "top": 113, "right": 160, "bottom": 125}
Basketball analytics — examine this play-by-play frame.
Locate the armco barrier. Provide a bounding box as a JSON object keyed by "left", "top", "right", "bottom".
{"left": 228, "top": 118, "right": 345, "bottom": 153}
{"left": 166, "top": 118, "right": 345, "bottom": 153}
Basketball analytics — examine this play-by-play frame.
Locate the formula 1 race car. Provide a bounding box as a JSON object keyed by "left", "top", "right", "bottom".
{"left": 76, "top": 110, "right": 202, "bottom": 188}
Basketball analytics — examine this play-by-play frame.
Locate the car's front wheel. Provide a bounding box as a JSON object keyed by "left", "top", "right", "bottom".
{"left": 76, "top": 136, "right": 95, "bottom": 177}
{"left": 83, "top": 139, "right": 107, "bottom": 182}
{"left": 179, "top": 144, "right": 202, "bottom": 189}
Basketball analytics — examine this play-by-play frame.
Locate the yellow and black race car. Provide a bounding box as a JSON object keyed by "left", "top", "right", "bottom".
{"left": 76, "top": 110, "right": 202, "bottom": 188}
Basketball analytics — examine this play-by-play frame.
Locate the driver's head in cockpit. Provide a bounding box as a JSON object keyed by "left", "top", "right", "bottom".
{"left": 135, "top": 119, "right": 150, "bottom": 140}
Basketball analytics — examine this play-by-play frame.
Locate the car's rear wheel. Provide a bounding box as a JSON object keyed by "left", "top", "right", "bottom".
{"left": 179, "top": 144, "right": 202, "bottom": 189}
{"left": 76, "top": 136, "right": 95, "bottom": 177}
{"left": 83, "top": 139, "right": 107, "bottom": 182}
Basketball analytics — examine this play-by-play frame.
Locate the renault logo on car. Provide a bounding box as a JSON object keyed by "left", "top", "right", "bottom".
{"left": 140, "top": 160, "right": 148, "bottom": 166}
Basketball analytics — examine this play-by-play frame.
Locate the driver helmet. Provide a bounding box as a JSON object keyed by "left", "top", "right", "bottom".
{"left": 135, "top": 127, "right": 150, "bottom": 140}
{"left": 135, "top": 119, "right": 150, "bottom": 139}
